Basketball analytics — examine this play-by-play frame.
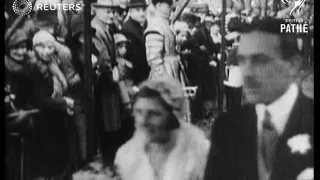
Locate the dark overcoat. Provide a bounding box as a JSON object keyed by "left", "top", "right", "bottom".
{"left": 204, "top": 92, "right": 314, "bottom": 180}
{"left": 91, "top": 17, "right": 122, "bottom": 132}
{"left": 122, "top": 17, "right": 150, "bottom": 85}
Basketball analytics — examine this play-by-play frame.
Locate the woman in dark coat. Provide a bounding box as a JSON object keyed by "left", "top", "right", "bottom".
{"left": 5, "top": 29, "right": 37, "bottom": 180}
{"left": 31, "top": 30, "right": 78, "bottom": 180}
{"left": 6, "top": 29, "right": 75, "bottom": 180}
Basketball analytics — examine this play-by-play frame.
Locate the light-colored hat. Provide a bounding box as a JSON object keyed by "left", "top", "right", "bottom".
{"left": 32, "top": 30, "right": 56, "bottom": 46}
{"left": 135, "top": 78, "right": 187, "bottom": 120}
{"left": 92, "top": 0, "right": 119, "bottom": 8}
{"left": 114, "top": 33, "right": 128, "bottom": 44}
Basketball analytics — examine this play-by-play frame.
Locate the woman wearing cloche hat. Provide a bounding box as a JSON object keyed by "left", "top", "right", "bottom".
{"left": 114, "top": 78, "right": 210, "bottom": 180}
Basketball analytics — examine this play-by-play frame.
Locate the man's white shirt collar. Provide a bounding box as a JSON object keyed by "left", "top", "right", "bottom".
{"left": 256, "top": 83, "right": 299, "bottom": 135}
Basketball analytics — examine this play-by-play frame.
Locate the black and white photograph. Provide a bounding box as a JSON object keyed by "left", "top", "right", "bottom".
{"left": 5, "top": 0, "right": 314, "bottom": 179}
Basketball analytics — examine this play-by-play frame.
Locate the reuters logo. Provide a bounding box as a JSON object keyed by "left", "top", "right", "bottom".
{"left": 12, "top": 0, "right": 33, "bottom": 16}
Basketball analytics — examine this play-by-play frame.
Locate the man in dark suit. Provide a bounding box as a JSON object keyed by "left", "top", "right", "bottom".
{"left": 204, "top": 19, "right": 313, "bottom": 180}
{"left": 91, "top": 0, "right": 122, "bottom": 165}
{"left": 122, "top": 0, "right": 150, "bottom": 85}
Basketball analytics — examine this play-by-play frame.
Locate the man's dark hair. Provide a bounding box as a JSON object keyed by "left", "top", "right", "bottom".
{"left": 132, "top": 86, "right": 180, "bottom": 130}
{"left": 240, "top": 18, "right": 301, "bottom": 61}
{"left": 151, "top": 0, "right": 173, "bottom": 6}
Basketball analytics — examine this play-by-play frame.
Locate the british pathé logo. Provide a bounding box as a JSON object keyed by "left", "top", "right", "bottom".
{"left": 281, "top": 0, "right": 306, "bottom": 15}
{"left": 280, "top": 19, "right": 309, "bottom": 33}
{"left": 12, "top": 0, "right": 33, "bottom": 16}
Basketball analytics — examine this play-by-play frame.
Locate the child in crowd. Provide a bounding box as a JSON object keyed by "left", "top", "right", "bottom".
{"left": 113, "top": 33, "right": 134, "bottom": 110}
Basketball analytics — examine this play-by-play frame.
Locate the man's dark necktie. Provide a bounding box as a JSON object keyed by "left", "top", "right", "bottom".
{"left": 261, "top": 110, "right": 279, "bottom": 172}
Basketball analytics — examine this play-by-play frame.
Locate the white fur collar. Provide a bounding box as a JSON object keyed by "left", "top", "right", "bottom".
{"left": 115, "top": 122, "right": 210, "bottom": 180}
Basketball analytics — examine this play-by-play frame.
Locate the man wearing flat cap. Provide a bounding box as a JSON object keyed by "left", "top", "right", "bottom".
{"left": 91, "top": 0, "right": 123, "bottom": 165}
{"left": 114, "top": 78, "right": 210, "bottom": 180}
{"left": 122, "top": 0, "right": 150, "bottom": 85}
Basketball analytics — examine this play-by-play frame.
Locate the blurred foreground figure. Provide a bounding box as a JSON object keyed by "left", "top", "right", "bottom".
{"left": 204, "top": 19, "right": 314, "bottom": 180}
{"left": 115, "top": 78, "right": 210, "bottom": 180}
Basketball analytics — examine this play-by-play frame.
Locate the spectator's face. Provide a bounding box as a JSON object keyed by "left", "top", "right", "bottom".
{"left": 211, "top": 24, "right": 220, "bottom": 34}
{"left": 95, "top": 7, "right": 116, "bottom": 24}
{"left": 176, "top": 30, "right": 190, "bottom": 45}
{"left": 9, "top": 42, "right": 27, "bottom": 62}
{"left": 116, "top": 9, "right": 127, "bottom": 22}
{"left": 130, "top": 7, "right": 147, "bottom": 24}
{"left": 204, "top": 22, "right": 212, "bottom": 31}
{"left": 237, "top": 31, "right": 299, "bottom": 104}
{"left": 133, "top": 97, "right": 172, "bottom": 144}
{"left": 155, "top": 2, "right": 172, "bottom": 18}
{"left": 117, "top": 42, "right": 127, "bottom": 57}
{"left": 34, "top": 41, "right": 56, "bottom": 62}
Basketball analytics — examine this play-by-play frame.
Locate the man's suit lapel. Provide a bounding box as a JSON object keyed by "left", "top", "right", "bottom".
{"left": 271, "top": 93, "right": 314, "bottom": 180}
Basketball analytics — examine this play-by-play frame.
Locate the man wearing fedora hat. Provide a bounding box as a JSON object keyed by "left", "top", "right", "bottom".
{"left": 91, "top": 0, "right": 124, "bottom": 165}
{"left": 122, "top": 0, "right": 150, "bottom": 85}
